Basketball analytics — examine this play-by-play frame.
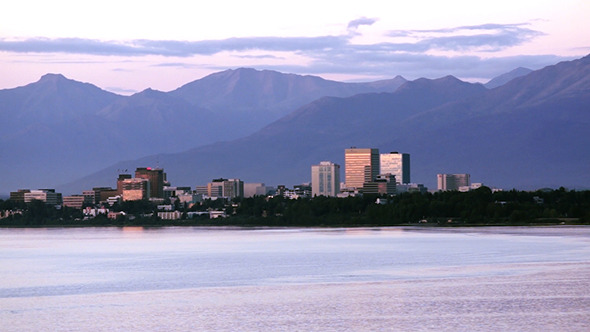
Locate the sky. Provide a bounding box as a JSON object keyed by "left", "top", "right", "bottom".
{"left": 1, "top": 0, "right": 589, "bottom": 94}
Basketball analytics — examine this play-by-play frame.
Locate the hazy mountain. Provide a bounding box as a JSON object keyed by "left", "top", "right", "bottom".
{"left": 484, "top": 67, "right": 533, "bottom": 89}
{"left": 58, "top": 75, "right": 488, "bottom": 192}
{"left": 60, "top": 55, "right": 590, "bottom": 193}
{"left": 169, "top": 68, "right": 408, "bottom": 134}
{"left": 0, "top": 69, "right": 408, "bottom": 193}
{"left": 0, "top": 74, "right": 122, "bottom": 131}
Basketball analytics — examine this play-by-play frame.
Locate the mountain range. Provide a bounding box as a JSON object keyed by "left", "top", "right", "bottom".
{"left": 0, "top": 69, "right": 407, "bottom": 193}
{"left": 2, "top": 55, "right": 589, "bottom": 194}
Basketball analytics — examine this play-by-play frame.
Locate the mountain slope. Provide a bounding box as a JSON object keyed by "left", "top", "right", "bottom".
{"left": 60, "top": 55, "right": 590, "bottom": 193}
{"left": 485, "top": 67, "right": 533, "bottom": 89}
{"left": 0, "top": 70, "right": 409, "bottom": 193}
{"left": 58, "top": 76, "right": 488, "bottom": 192}
{"left": 170, "top": 68, "right": 407, "bottom": 120}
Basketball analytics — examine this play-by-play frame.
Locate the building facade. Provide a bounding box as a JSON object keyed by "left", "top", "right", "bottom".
{"left": 380, "top": 152, "right": 410, "bottom": 184}
{"left": 207, "top": 178, "right": 244, "bottom": 199}
{"left": 311, "top": 161, "right": 341, "bottom": 197}
{"left": 24, "top": 189, "right": 61, "bottom": 205}
{"left": 135, "top": 167, "right": 165, "bottom": 199}
{"left": 121, "top": 178, "right": 151, "bottom": 201}
{"left": 62, "top": 195, "right": 85, "bottom": 209}
{"left": 344, "top": 148, "right": 380, "bottom": 190}
{"left": 437, "top": 174, "right": 471, "bottom": 191}
{"left": 363, "top": 173, "right": 397, "bottom": 195}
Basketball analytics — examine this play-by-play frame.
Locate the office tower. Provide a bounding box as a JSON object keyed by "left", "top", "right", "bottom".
{"left": 135, "top": 167, "right": 165, "bottom": 198}
{"left": 380, "top": 152, "right": 410, "bottom": 184}
{"left": 311, "top": 161, "right": 341, "bottom": 197}
{"left": 345, "top": 148, "right": 379, "bottom": 189}
{"left": 116, "top": 174, "right": 132, "bottom": 195}
{"left": 121, "top": 178, "right": 150, "bottom": 201}
{"left": 437, "top": 174, "right": 471, "bottom": 191}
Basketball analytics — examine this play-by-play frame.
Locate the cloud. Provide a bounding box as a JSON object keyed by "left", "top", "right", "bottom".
{"left": 0, "top": 22, "right": 572, "bottom": 81}
{"left": 0, "top": 36, "right": 348, "bottom": 57}
{"left": 347, "top": 17, "right": 378, "bottom": 30}
{"left": 388, "top": 23, "right": 544, "bottom": 52}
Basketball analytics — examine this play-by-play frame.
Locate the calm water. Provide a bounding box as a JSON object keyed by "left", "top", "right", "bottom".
{"left": 1, "top": 226, "right": 589, "bottom": 331}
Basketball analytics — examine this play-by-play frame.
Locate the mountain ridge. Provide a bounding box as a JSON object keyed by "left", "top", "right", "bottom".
{"left": 57, "top": 55, "right": 590, "bottom": 193}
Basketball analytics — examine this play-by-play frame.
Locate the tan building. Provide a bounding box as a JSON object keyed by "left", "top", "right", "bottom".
{"left": 380, "top": 152, "right": 410, "bottom": 184}
{"left": 345, "top": 148, "right": 380, "bottom": 190}
{"left": 121, "top": 178, "right": 150, "bottom": 201}
{"left": 135, "top": 167, "right": 165, "bottom": 198}
{"left": 311, "top": 161, "right": 340, "bottom": 197}
{"left": 62, "top": 195, "right": 85, "bottom": 209}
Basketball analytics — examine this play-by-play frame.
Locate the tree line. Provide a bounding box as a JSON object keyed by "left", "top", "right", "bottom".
{"left": 1, "top": 187, "right": 589, "bottom": 227}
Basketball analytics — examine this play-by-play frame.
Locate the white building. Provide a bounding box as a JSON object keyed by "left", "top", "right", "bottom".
{"left": 311, "top": 161, "right": 341, "bottom": 197}
{"left": 380, "top": 152, "right": 410, "bottom": 184}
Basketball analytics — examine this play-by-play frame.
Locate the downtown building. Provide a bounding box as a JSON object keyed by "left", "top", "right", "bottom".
{"left": 135, "top": 167, "right": 165, "bottom": 199}
{"left": 437, "top": 174, "right": 471, "bottom": 191}
{"left": 311, "top": 161, "right": 341, "bottom": 197}
{"left": 206, "top": 178, "right": 244, "bottom": 199}
{"left": 380, "top": 152, "right": 410, "bottom": 184}
{"left": 344, "top": 148, "right": 380, "bottom": 190}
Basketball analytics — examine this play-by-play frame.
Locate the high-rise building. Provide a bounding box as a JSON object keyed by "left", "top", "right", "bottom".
{"left": 135, "top": 167, "right": 165, "bottom": 198}
{"left": 311, "top": 161, "right": 341, "bottom": 197}
{"left": 380, "top": 152, "right": 410, "bottom": 184}
{"left": 121, "top": 178, "right": 151, "bottom": 201}
{"left": 437, "top": 174, "right": 471, "bottom": 191}
{"left": 345, "top": 148, "right": 379, "bottom": 190}
{"left": 116, "top": 174, "right": 132, "bottom": 195}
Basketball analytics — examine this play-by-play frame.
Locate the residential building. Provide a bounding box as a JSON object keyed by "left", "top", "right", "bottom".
{"left": 437, "top": 174, "right": 471, "bottom": 191}
{"left": 311, "top": 161, "right": 341, "bottom": 197}
{"left": 135, "top": 167, "right": 165, "bottom": 198}
{"left": 345, "top": 148, "right": 379, "bottom": 190}
{"left": 158, "top": 211, "right": 182, "bottom": 220}
{"left": 380, "top": 152, "right": 410, "bottom": 184}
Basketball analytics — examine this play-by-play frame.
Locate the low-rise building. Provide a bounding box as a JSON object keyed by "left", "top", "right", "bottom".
{"left": 62, "top": 195, "right": 85, "bottom": 209}
{"left": 24, "top": 189, "right": 61, "bottom": 205}
{"left": 158, "top": 211, "right": 182, "bottom": 220}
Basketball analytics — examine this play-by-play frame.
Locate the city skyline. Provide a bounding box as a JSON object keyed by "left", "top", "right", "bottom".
{"left": 1, "top": 1, "right": 588, "bottom": 94}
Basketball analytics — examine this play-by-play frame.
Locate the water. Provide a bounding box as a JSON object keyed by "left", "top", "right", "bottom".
{"left": 1, "top": 226, "right": 589, "bottom": 331}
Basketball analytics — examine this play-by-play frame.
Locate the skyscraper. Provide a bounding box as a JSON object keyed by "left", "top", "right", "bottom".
{"left": 311, "top": 161, "right": 340, "bottom": 197}
{"left": 135, "top": 167, "right": 165, "bottom": 198}
{"left": 345, "top": 148, "right": 379, "bottom": 190}
{"left": 437, "top": 174, "right": 471, "bottom": 191}
{"left": 380, "top": 152, "right": 410, "bottom": 184}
